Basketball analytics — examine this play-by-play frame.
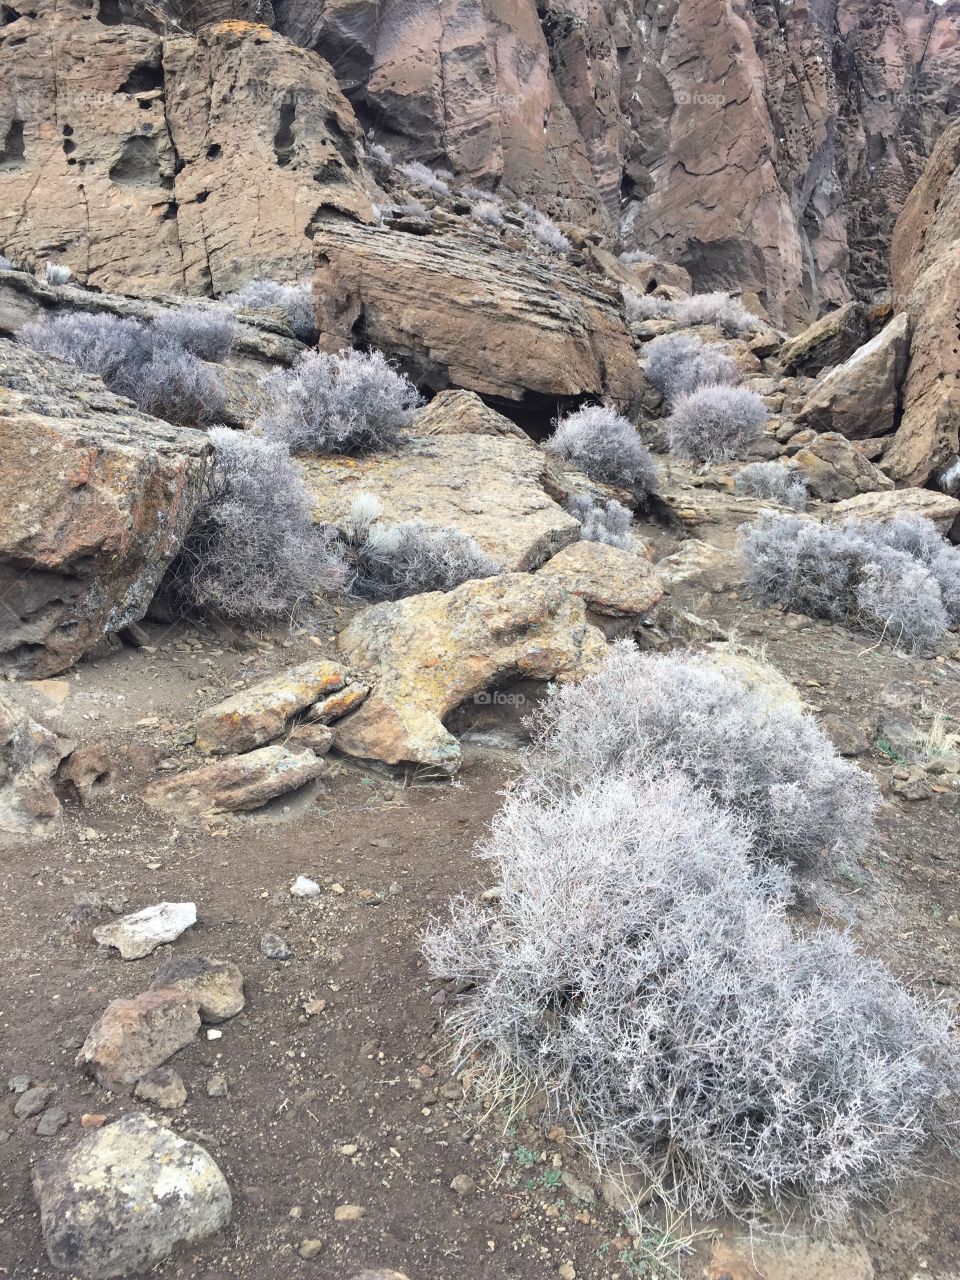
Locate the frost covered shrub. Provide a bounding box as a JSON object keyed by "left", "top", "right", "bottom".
{"left": 673, "top": 291, "right": 758, "bottom": 336}
{"left": 152, "top": 306, "right": 235, "bottom": 363}
{"left": 472, "top": 200, "right": 505, "bottom": 228}
{"left": 259, "top": 348, "right": 422, "bottom": 455}
{"left": 0, "top": 254, "right": 13, "bottom": 271}
{"left": 398, "top": 198, "right": 431, "bottom": 219}
{"left": 645, "top": 333, "right": 737, "bottom": 404}
{"left": 735, "top": 461, "right": 808, "bottom": 510}
{"left": 425, "top": 769, "right": 956, "bottom": 1220}
{"left": 18, "top": 311, "right": 225, "bottom": 426}
{"left": 940, "top": 456, "right": 960, "bottom": 496}
{"left": 623, "top": 287, "right": 673, "bottom": 322}
{"left": 225, "top": 279, "right": 315, "bottom": 342}
{"left": 39, "top": 262, "right": 71, "bottom": 286}
{"left": 667, "top": 384, "right": 767, "bottom": 461}
{"left": 565, "top": 494, "right": 632, "bottom": 548}
{"left": 168, "top": 428, "right": 346, "bottom": 619}
{"left": 367, "top": 141, "right": 393, "bottom": 167}
{"left": 619, "top": 248, "right": 654, "bottom": 265}
{"left": 741, "top": 512, "right": 957, "bottom": 652}
{"left": 526, "top": 210, "right": 571, "bottom": 254}
{"left": 399, "top": 161, "right": 450, "bottom": 196}
{"left": 343, "top": 495, "right": 500, "bottom": 600}
{"left": 545, "top": 406, "right": 659, "bottom": 497}
{"left": 526, "top": 645, "right": 878, "bottom": 879}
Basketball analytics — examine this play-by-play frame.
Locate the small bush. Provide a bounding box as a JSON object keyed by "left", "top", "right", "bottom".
{"left": 259, "top": 348, "right": 422, "bottom": 455}
{"left": 623, "top": 287, "right": 673, "bottom": 323}
{"left": 342, "top": 494, "right": 500, "bottom": 600}
{"left": 472, "top": 200, "right": 505, "bottom": 228}
{"left": 734, "top": 461, "right": 808, "bottom": 510}
{"left": 399, "top": 161, "right": 450, "bottom": 196}
{"left": 425, "top": 768, "right": 956, "bottom": 1220}
{"left": 673, "top": 291, "right": 758, "bottom": 336}
{"left": 168, "top": 428, "right": 346, "bottom": 620}
{"left": 666, "top": 384, "right": 767, "bottom": 462}
{"left": 18, "top": 311, "right": 225, "bottom": 427}
{"left": 39, "top": 262, "right": 71, "bottom": 286}
{"left": 0, "top": 254, "right": 13, "bottom": 271}
{"left": 740, "top": 512, "right": 956, "bottom": 652}
{"left": 545, "top": 406, "right": 659, "bottom": 497}
{"left": 525, "top": 644, "right": 878, "bottom": 880}
{"left": 462, "top": 185, "right": 502, "bottom": 205}
{"left": 397, "top": 197, "right": 431, "bottom": 220}
{"left": 525, "top": 209, "right": 571, "bottom": 254}
{"left": 225, "top": 279, "right": 315, "bottom": 343}
{"left": 939, "top": 456, "right": 960, "bottom": 495}
{"left": 645, "top": 333, "right": 737, "bottom": 404}
{"left": 619, "top": 248, "right": 655, "bottom": 265}
{"left": 151, "top": 306, "right": 235, "bottom": 363}
{"left": 565, "top": 494, "right": 633, "bottom": 548}
{"left": 367, "top": 141, "right": 393, "bottom": 167}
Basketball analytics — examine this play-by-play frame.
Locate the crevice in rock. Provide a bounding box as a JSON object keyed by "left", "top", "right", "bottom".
{"left": 0, "top": 118, "right": 25, "bottom": 171}
{"left": 119, "top": 61, "right": 164, "bottom": 95}
{"left": 273, "top": 97, "right": 296, "bottom": 168}
{"left": 109, "top": 134, "right": 164, "bottom": 186}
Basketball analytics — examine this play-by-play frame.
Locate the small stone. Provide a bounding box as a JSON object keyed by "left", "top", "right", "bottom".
{"left": 388, "top": 882, "right": 402, "bottom": 896}
{"left": 93, "top": 902, "right": 197, "bottom": 961}
{"left": 206, "top": 1074, "right": 228, "bottom": 1098}
{"left": 8, "top": 1074, "right": 31, "bottom": 1094}
{"left": 334, "top": 1204, "right": 365, "bottom": 1222}
{"left": 299, "top": 1239, "right": 324, "bottom": 1260}
{"left": 558, "top": 1264, "right": 576, "bottom": 1280}
{"left": 134, "top": 1066, "right": 188, "bottom": 1111}
{"left": 439, "top": 1081, "right": 462, "bottom": 1101}
{"left": 36, "top": 1106, "right": 69, "bottom": 1137}
{"left": 339, "top": 1143, "right": 359, "bottom": 1156}
{"left": 77, "top": 991, "right": 200, "bottom": 1093}
{"left": 303, "top": 998, "right": 327, "bottom": 1017}
{"left": 449, "top": 1173, "right": 476, "bottom": 1197}
{"left": 559, "top": 1171, "right": 596, "bottom": 1204}
{"left": 14, "top": 1085, "right": 54, "bottom": 1119}
{"left": 261, "top": 932, "right": 292, "bottom": 961}
{"left": 80, "top": 1114, "right": 107, "bottom": 1129}
{"left": 207, "top": 1028, "right": 223, "bottom": 1041}
{"left": 290, "top": 875, "right": 322, "bottom": 898}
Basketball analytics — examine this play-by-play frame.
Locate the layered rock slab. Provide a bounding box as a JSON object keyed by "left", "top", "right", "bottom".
{"left": 0, "top": 341, "right": 210, "bottom": 678}
{"left": 333, "top": 574, "right": 607, "bottom": 772}
{"left": 311, "top": 222, "right": 644, "bottom": 412}
{"left": 144, "top": 745, "right": 328, "bottom": 816}
{"left": 794, "top": 315, "right": 911, "bottom": 439}
{"left": 536, "top": 542, "right": 664, "bottom": 619}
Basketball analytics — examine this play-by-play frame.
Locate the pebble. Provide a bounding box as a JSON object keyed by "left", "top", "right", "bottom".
{"left": 206, "top": 1029, "right": 223, "bottom": 1041}
{"left": 261, "top": 933, "right": 292, "bottom": 961}
{"left": 8, "top": 1075, "right": 31, "bottom": 1094}
{"left": 449, "top": 1174, "right": 476, "bottom": 1197}
{"left": 334, "top": 1204, "right": 365, "bottom": 1222}
{"left": 339, "top": 1143, "right": 359, "bottom": 1157}
{"left": 80, "top": 1114, "right": 107, "bottom": 1129}
{"left": 14, "top": 1085, "right": 53, "bottom": 1120}
{"left": 207, "top": 1074, "right": 228, "bottom": 1098}
{"left": 36, "top": 1106, "right": 69, "bottom": 1137}
{"left": 290, "top": 876, "right": 322, "bottom": 898}
{"left": 299, "top": 1239, "right": 324, "bottom": 1260}
{"left": 560, "top": 1171, "right": 596, "bottom": 1204}
{"left": 558, "top": 1265, "right": 576, "bottom": 1280}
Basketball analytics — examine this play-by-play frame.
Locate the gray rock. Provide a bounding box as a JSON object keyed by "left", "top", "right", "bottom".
{"left": 8, "top": 1074, "right": 31, "bottom": 1093}
{"left": 134, "top": 1066, "right": 188, "bottom": 1111}
{"left": 33, "top": 1113, "right": 231, "bottom": 1278}
{"left": 36, "top": 1106, "right": 69, "bottom": 1137}
{"left": 14, "top": 1085, "right": 53, "bottom": 1119}
{"left": 261, "top": 933, "right": 292, "bottom": 961}
{"left": 93, "top": 902, "right": 197, "bottom": 961}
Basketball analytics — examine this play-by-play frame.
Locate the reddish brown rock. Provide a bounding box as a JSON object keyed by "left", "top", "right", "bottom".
{"left": 144, "top": 745, "right": 328, "bottom": 816}
{"left": 76, "top": 989, "right": 201, "bottom": 1092}
{"left": 794, "top": 315, "right": 911, "bottom": 439}
{"left": 195, "top": 659, "right": 351, "bottom": 755}
{"left": 536, "top": 542, "right": 664, "bottom": 619}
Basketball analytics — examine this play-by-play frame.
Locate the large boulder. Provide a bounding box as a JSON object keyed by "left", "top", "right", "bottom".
{"left": 535, "top": 541, "right": 663, "bottom": 619}
{"left": 302, "top": 433, "right": 581, "bottom": 571}
{"left": 0, "top": 341, "right": 210, "bottom": 677}
{"left": 333, "top": 574, "right": 606, "bottom": 772}
{"left": 0, "top": 686, "right": 74, "bottom": 839}
{"left": 885, "top": 117, "right": 960, "bottom": 487}
{"left": 779, "top": 302, "right": 868, "bottom": 377}
{"left": 311, "top": 222, "right": 645, "bottom": 414}
{"left": 793, "top": 315, "right": 911, "bottom": 439}
{"left": 785, "top": 432, "right": 894, "bottom": 502}
{"left": 831, "top": 488, "right": 960, "bottom": 537}
{"left": 33, "top": 1113, "right": 231, "bottom": 1278}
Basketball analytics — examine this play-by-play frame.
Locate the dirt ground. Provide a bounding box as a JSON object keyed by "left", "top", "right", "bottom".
{"left": 2, "top": 524, "right": 959, "bottom": 1280}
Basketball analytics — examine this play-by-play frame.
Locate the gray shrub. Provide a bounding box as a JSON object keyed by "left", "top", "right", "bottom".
{"left": 645, "top": 333, "right": 738, "bottom": 404}
{"left": 259, "top": 348, "right": 422, "bottom": 455}
{"left": 619, "top": 248, "right": 655, "bottom": 265}
{"left": 225, "top": 279, "right": 315, "bottom": 342}
{"left": 565, "top": 494, "right": 633, "bottom": 548}
{"left": 399, "top": 160, "right": 450, "bottom": 196}
{"left": 623, "top": 288, "right": 673, "bottom": 322}
{"left": 39, "top": 262, "right": 72, "bottom": 286}
{"left": 667, "top": 384, "right": 768, "bottom": 461}
{"left": 472, "top": 200, "right": 505, "bottom": 228}
{"left": 741, "top": 512, "right": 956, "bottom": 652}
{"left": 672, "top": 291, "right": 758, "bottom": 336}
{"left": 526, "top": 210, "right": 571, "bottom": 254}
{"left": 168, "top": 428, "right": 347, "bottom": 620}
{"left": 425, "top": 768, "right": 956, "bottom": 1220}
{"left": 151, "top": 306, "right": 236, "bottom": 363}
{"left": 367, "top": 141, "right": 393, "bottom": 167}
{"left": 525, "top": 644, "right": 878, "bottom": 881}
{"left": 545, "top": 406, "right": 659, "bottom": 498}
{"left": 734, "top": 461, "right": 808, "bottom": 510}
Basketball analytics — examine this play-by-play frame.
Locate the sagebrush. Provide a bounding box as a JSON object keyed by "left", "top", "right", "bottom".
{"left": 39, "top": 262, "right": 71, "bottom": 286}
{"left": 367, "top": 141, "right": 393, "bottom": 167}
{"left": 0, "top": 254, "right": 13, "bottom": 271}
{"left": 667, "top": 384, "right": 767, "bottom": 462}
{"left": 167, "top": 428, "right": 346, "bottom": 619}
{"left": 545, "top": 406, "right": 658, "bottom": 498}
{"left": 425, "top": 768, "right": 956, "bottom": 1221}
{"left": 741, "top": 511, "right": 959, "bottom": 652}
{"left": 566, "top": 494, "right": 633, "bottom": 548}
{"left": 399, "top": 160, "right": 450, "bottom": 196}
{"left": 472, "top": 200, "right": 505, "bottom": 228}
{"left": 225, "top": 279, "right": 315, "bottom": 342}
{"left": 644, "top": 333, "right": 737, "bottom": 404}
{"left": 152, "top": 306, "right": 235, "bottom": 363}
{"left": 525, "top": 644, "right": 878, "bottom": 881}
{"left": 259, "top": 348, "right": 422, "bottom": 455}
{"left": 734, "top": 461, "right": 808, "bottom": 510}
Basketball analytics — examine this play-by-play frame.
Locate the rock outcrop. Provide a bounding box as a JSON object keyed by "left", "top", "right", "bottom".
{"left": 785, "top": 432, "right": 895, "bottom": 502}
{"left": 0, "top": 12, "right": 375, "bottom": 295}
{"left": 0, "top": 341, "right": 210, "bottom": 677}
{"left": 303, "top": 433, "right": 580, "bottom": 571}
{"left": 333, "top": 574, "right": 606, "bottom": 772}
{"left": 312, "top": 222, "right": 644, "bottom": 419}
{"left": 885, "top": 117, "right": 960, "bottom": 486}
{"left": 794, "top": 315, "right": 911, "bottom": 440}
{"left": 33, "top": 1114, "right": 231, "bottom": 1278}
{"left": 0, "top": 687, "right": 74, "bottom": 839}
{"left": 536, "top": 542, "right": 663, "bottom": 620}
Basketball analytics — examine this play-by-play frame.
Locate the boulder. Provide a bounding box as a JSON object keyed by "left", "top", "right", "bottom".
{"left": 794, "top": 315, "right": 910, "bottom": 439}
{"left": 656, "top": 541, "right": 746, "bottom": 592}
{"left": 302, "top": 434, "right": 580, "bottom": 572}
{"left": 414, "top": 391, "right": 531, "bottom": 441}
{"left": 785, "top": 432, "right": 894, "bottom": 502}
{"left": 195, "top": 658, "right": 354, "bottom": 755}
{"left": 333, "top": 574, "right": 607, "bottom": 772}
{"left": 150, "top": 955, "right": 245, "bottom": 1022}
{"left": 831, "top": 488, "right": 960, "bottom": 536}
{"left": 0, "top": 687, "right": 74, "bottom": 838}
{"left": 0, "top": 341, "right": 210, "bottom": 678}
{"left": 93, "top": 902, "right": 197, "bottom": 961}
{"left": 33, "top": 1113, "right": 231, "bottom": 1278}
{"left": 0, "top": 13, "right": 375, "bottom": 295}
{"left": 536, "top": 542, "right": 664, "bottom": 618}
{"left": 311, "top": 222, "right": 644, "bottom": 413}
{"left": 779, "top": 302, "right": 868, "bottom": 377}
{"left": 144, "top": 745, "right": 327, "bottom": 816}
{"left": 133, "top": 1066, "right": 188, "bottom": 1111}
{"left": 76, "top": 989, "right": 201, "bottom": 1092}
